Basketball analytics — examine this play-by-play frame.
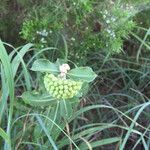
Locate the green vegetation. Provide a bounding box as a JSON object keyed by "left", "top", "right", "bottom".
{"left": 0, "top": 0, "right": 150, "bottom": 149}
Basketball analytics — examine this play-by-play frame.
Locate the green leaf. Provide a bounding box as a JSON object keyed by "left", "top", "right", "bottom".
{"left": 22, "top": 91, "right": 57, "bottom": 107}
{"left": 0, "top": 40, "right": 14, "bottom": 149}
{"left": 35, "top": 115, "right": 58, "bottom": 150}
{"left": 68, "top": 67, "right": 97, "bottom": 82}
{"left": 0, "top": 128, "right": 10, "bottom": 144}
{"left": 12, "top": 43, "right": 33, "bottom": 77}
{"left": 76, "top": 82, "right": 89, "bottom": 97}
{"left": 59, "top": 100, "right": 73, "bottom": 119}
{"left": 55, "top": 58, "right": 66, "bottom": 66}
{"left": 79, "top": 137, "right": 121, "bottom": 150}
{"left": 31, "top": 59, "right": 60, "bottom": 74}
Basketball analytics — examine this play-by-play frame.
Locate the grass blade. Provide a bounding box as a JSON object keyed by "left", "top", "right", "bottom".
{"left": 35, "top": 114, "right": 58, "bottom": 150}
{"left": 0, "top": 40, "right": 14, "bottom": 149}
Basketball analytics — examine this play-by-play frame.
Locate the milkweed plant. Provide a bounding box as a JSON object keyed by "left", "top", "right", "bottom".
{"left": 22, "top": 58, "right": 97, "bottom": 108}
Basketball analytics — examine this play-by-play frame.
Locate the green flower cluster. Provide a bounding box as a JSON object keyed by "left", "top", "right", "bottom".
{"left": 44, "top": 73, "right": 83, "bottom": 99}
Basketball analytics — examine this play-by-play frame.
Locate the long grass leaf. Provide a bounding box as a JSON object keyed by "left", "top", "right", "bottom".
{"left": 0, "top": 40, "right": 14, "bottom": 149}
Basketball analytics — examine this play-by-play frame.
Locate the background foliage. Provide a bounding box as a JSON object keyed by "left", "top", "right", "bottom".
{"left": 0, "top": 0, "right": 150, "bottom": 149}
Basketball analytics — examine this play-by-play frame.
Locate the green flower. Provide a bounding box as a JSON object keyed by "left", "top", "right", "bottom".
{"left": 44, "top": 73, "right": 83, "bottom": 100}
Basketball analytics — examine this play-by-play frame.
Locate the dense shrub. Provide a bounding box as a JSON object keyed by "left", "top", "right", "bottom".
{"left": 21, "top": 0, "right": 137, "bottom": 64}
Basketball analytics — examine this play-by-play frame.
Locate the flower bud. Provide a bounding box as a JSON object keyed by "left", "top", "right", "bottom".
{"left": 44, "top": 73, "right": 83, "bottom": 100}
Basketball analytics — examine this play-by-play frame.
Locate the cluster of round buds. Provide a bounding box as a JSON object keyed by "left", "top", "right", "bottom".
{"left": 44, "top": 73, "right": 83, "bottom": 99}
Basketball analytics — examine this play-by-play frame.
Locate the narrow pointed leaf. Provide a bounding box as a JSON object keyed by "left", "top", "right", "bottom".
{"left": 0, "top": 128, "right": 10, "bottom": 144}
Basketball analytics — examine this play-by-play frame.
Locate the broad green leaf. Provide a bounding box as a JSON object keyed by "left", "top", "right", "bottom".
{"left": 68, "top": 67, "right": 97, "bottom": 82}
{"left": 55, "top": 58, "right": 66, "bottom": 66}
{"left": 78, "top": 82, "right": 89, "bottom": 97}
{"left": 31, "top": 59, "right": 60, "bottom": 74}
{"left": 59, "top": 100, "right": 73, "bottom": 119}
{"left": 22, "top": 91, "right": 57, "bottom": 107}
